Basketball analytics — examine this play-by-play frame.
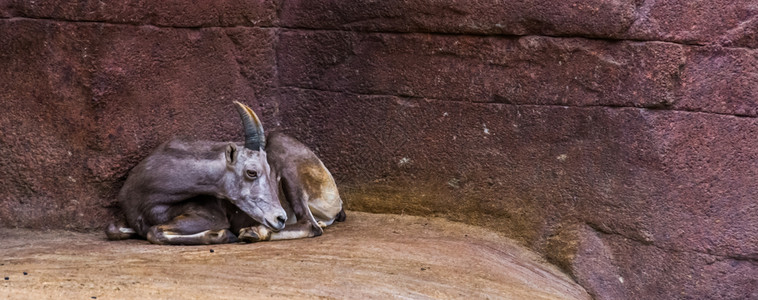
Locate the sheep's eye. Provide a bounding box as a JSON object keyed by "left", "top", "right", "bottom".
{"left": 246, "top": 170, "right": 258, "bottom": 179}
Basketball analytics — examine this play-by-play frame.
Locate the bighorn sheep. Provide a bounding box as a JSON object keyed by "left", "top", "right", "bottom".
{"left": 106, "top": 102, "right": 345, "bottom": 245}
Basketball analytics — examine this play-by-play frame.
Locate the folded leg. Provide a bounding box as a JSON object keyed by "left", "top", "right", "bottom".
{"left": 238, "top": 177, "right": 323, "bottom": 243}
{"left": 146, "top": 200, "right": 236, "bottom": 245}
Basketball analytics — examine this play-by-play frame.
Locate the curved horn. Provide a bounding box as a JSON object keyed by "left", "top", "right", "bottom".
{"left": 233, "top": 101, "right": 266, "bottom": 150}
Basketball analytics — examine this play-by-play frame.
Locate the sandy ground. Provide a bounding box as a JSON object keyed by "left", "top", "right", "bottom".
{"left": 0, "top": 212, "right": 589, "bottom": 299}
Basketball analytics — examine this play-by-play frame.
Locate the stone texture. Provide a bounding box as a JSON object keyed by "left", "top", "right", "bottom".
{"left": 606, "top": 232, "right": 758, "bottom": 300}
{"left": 279, "top": 30, "right": 758, "bottom": 118}
{"left": 2, "top": 1, "right": 758, "bottom": 299}
{"left": 279, "top": 30, "right": 687, "bottom": 109}
{"left": 1, "top": 0, "right": 278, "bottom": 27}
{"left": 547, "top": 224, "right": 758, "bottom": 299}
{"left": 644, "top": 112, "right": 758, "bottom": 259}
{"left": 280, "top": 0, "right": 638, "bottom": 38}
{"left": 0, "top": 213, "right": 591, "bottom": 299}
{"left": 545, "top": 225, "right": 627, "bottom": 299}
{"left": 0, "top": 18, "right": 279, "bottom": 229}
{"left": 679, "top": 47, "right": 758, "bottom": 117}
{"left": 628, "top": 0, "right": 758, "bottom": 48}
{"left": 0, "top": 19, "right": 103, "bottom": 229}
{"left": 0, "top": 0, "right": 12, "bottom": 18}
{"left": 280, "top": 0, "right": 758, "bottom": 48}
{"left": 277, "top": 87, "right": 758, "bottom": 300}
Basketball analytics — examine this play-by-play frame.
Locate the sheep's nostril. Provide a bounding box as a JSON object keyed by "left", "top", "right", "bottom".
{"left": 266, "top": 215, "right": 287, "bottom": 232}
{"left": 276, "top": 215, "right": 287, "bottom": 227}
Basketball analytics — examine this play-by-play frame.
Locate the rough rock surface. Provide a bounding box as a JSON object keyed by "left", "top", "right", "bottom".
{"left": 1, "top": 1, "right": 757, "bottom": 299}
{"left": 0, "top": 212, "right": 590, "bottom": 300}
{"left": 279, "top": 0, "right": 758, "bottom": 48}
{"left": 3, "top": 0, "right": 278, "bottom": 27}
{"left": 277, "top": 88, "right": 758, "bottom": 299}
{"left": 0, "top": 18, "right": 279, "bottom": 229}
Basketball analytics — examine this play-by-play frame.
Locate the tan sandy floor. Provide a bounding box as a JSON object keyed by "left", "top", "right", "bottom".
{"left": 0, "top": 212, "right": 589, "bottom": 299}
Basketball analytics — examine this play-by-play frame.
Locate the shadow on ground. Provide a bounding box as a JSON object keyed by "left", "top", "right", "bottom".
{"left": 0, "top": 212, "right": 589, "bottom": 299}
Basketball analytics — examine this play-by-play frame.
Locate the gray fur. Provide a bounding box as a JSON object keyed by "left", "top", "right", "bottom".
{"left": 107, "top": 102, "right": 344, "bottom": 245}
{"left": 118, "top": 139, "right": 286, "bottom": 238}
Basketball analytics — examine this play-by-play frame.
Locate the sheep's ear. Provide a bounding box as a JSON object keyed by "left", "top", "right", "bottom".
{"left": 225, "top": 143, "right": 238, "bottom": 166}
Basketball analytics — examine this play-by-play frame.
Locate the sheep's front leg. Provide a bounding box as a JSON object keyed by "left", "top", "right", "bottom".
{"left": 146, "top": 208, "right": 237, "bottom": 245}
{"left": 238, "top": 219, "right": 323, "bottom": 243}
{"left": 148, "top": 227, "right": 238, "bottom": 245}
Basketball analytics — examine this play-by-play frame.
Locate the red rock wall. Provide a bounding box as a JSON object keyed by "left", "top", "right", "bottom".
{"left": 2, "top": 1, "right": 757, "bottom": 299}
{"left": 0, "top": 1, "right": 281, "bottom": 229}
